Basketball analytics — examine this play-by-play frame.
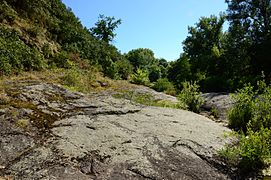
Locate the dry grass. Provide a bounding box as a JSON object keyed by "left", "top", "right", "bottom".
{"left": 0, "top": 176, "right": 13, "bottom": 180}
{"left": 0, "top": 68, "right": 137, "bottom": 94}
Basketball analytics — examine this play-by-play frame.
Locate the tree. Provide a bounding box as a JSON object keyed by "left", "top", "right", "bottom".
{"left": 158, "top": 58, "right": 169, "bottom": 78}
{"left": 226, "top": 0, "right": 271, "bottom": 43}
{"left": 226, "top": 0, "right": 271, "bottom": 78}
{"left": 125, "top": 48, "right": 156, "bottom": 70}
{"left": 167, "top": 54, "right": 192, "bottom": 89}
{"left": 90, "top": 14, "right": 121, "bottom": 44}
{"left": 183, "top": 15, "right": 225, "bottom": 77}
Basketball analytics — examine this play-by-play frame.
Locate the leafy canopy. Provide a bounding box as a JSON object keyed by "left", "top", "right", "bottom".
{"left": 90, "top": 14, "right": 121, "bottom": 44}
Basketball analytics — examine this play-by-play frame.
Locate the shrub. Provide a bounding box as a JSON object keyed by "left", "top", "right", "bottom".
{"left": 115, "top": 58, "right": 133, "bottom": 80}
{"left": 61, "top": 68, "right": 98, "bottom": 92}
{"left": 130, "top": 68, "right": 150, "bottom": 86}
{"left": 153, "top": 78, "right": 175, "bottom": 93}
{"left": 178, "top": 81, "right": 204, "bottom": 112}
{"left": 249, "top": 85, "right": 271, "bottom": 131}
{"left": 0, "top": 1, "right": 17, "bottom": 23}
{"left": 0, "top": 27, "right": 45, "bottom": 74}
{"left": 222, "top": 81, "right": 271, "bottom": 175}
{"left": 219, "top": 128, "right": 271, "bottom": 175}
{"left": 228, "top": 85, "right": 255, "bottom": 132}
{"left": 51, "top": 51, "right": 73, "bottom": 69}
{"left": 238, "top": 128, "right": 271, "bottom": 173}
{"left": 61, "top": 69, "right": 80, "bottom": 87}
{"left": 0, "top": 57, "right": 12, "bottom": 75}
{"left": 102, "top": 57, "right": 118, "bottom": 79}
{"left": 27, "top": 26, "right": 41, "bottom": 38}
{"left": 148, "top": 65, "right": 161, "bottom": 82}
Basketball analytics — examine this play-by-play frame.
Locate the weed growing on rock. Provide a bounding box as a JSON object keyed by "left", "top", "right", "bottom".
{"left": 210, "top": 107, "right": 219, "bottom": 119}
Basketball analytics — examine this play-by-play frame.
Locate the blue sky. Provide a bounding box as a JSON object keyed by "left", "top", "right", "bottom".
{"left": 62, "top": 0, "right": 227, "bottom": 61}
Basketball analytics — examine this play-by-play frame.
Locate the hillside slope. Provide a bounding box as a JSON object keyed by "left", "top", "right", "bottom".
{"left": 0, "top": 0, "right": 122, "bottom": 77}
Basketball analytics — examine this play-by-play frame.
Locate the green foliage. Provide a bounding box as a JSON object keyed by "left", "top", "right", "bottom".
{"left": 51, "top": 51, "right": 73, "bottom": 69}
{"left": 1, "top": 0, "right": 125, "bottom": 79}
{"left": 0, "top": 1, "right": 17, "bottom": 23}
{"left": 228, "top": 85, "right": 255, "bottom": 132}
{"left": 0, "top": 27, "right": 45, "bottom": 74}
{"left": 115, "top": 58, "right": 133, "bottom": 80}
{"left": 249, "top": 86, "right": 271, "bottom": 131}
{"left": 222, "top": 81, "right": 271, "bottom": 175}
{"left": 130, "top": 68, "right": 150, "bottom": 86}
{"left": 153, "top": 78, "right": 175, "bottom": 94}
{"left": 238, "top": 128, "right": 271, "bottom": 173}
{"left": 177, "top": 81, "right": 204, "bottom": 112}
{"left": 223, "top": 0, "right": 271, "bottom": 86}
{"left": 26, "top": 26, "right": 41, "bottom": 38}
{"left": 219, "top": 128, "right": 271, "bottom": 175}
{"left": 90, "top": 14, "right": 121, "bottom": 44}
{"left": 226, "top": 0, "right": 271, "bottom": 43}
{"left": 102, "top": 57, "right": 118, "bottom": 79}
{"left": 125, "top": 48, "right": 156, "bottom": 70}
{"left": 183, "top": 15, "right": 225, "bottom": 79}
{"left": 61, "top": 68, "right": 97, "bottom": 92}
{"left": 158, "top": 58, "right": 169, "bottom": 78}
{"left": 167, "top": 54, "right": 191, "bottom": 89}
{"left": 228, "top": 80, "right": 271, "bottom": 132}
{"left": 210, "top": 107, "right": 219, "bottom": 119}
{"left": 61, "top": 69, "right": 81, "bottom": 87}
{"left": 148, "top": 65, "right": 161, "bottom": 82}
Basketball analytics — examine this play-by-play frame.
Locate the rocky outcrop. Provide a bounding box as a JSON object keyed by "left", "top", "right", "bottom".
{"left": 0, "top": 81, "right": 233, "bottom": 179}
{"left": 201, "top": 93, "right": 233, "bottom": 123}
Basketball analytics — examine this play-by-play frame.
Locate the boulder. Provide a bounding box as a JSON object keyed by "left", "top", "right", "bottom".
{"left": 0, "top": 81, "right": 234, "bottom": 179}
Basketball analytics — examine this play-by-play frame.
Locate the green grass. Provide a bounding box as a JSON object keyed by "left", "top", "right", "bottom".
{"left": 112, "top": 90, "right": 185, "bottom": 109}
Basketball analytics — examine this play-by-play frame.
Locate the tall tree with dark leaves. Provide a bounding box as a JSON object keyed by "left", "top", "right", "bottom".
{"left": 226, "top": 0, "right": 271, "bottom": 78}
{"left": 183, "top": 15, "right": 225, "bottom": 79}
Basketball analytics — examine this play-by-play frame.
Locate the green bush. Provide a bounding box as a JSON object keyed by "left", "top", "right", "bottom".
{"left": 115, "top": 58, "right": 133, "bottom": 80}
{"left": 228, "top": 85, "right": 255, "bottom": 132}
{"left": 27, "top": 26, "right": 41, "bottom": 38}
{"left": 0, "top": 56, "right": 12, "bottom": 75}
{"left": 102, "top": 56, "right": 118, "bottom": 79}
{"left": 61, "top": 69, "right": 80, "bottom": 87}
{"left": 130, "top": 68, "right": 150, "bottom": 86}
{"left": 0, "top": 27, "right": 45, "bottom": 74}
{"left": 153, "top": 78, "right": 175, "bottom": 93}
{"left": 51, "top": 51, "right": 73, "bottom": 69}
{"left": 228, "top": 81, "right": 271, "bottom": 132}
{"left": 219, "top": 128, "right": 271, "bottom": 175}
{"left": 148, "top": 65, "right": 161, "bottom": 82}
{"left": 178, "top": 81, "right": 204, "bottom": 112}
{"left": 238, "top": 128, "right": 271, "bottom": 173}
{"left": 249, "top": 86, "right": 271, "bottom": 131}
{"left": 222, "top": 81, "right": 271, "bottom": 175}
{"left": 0, "top": 1, "right": 17, "bottom": 23}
